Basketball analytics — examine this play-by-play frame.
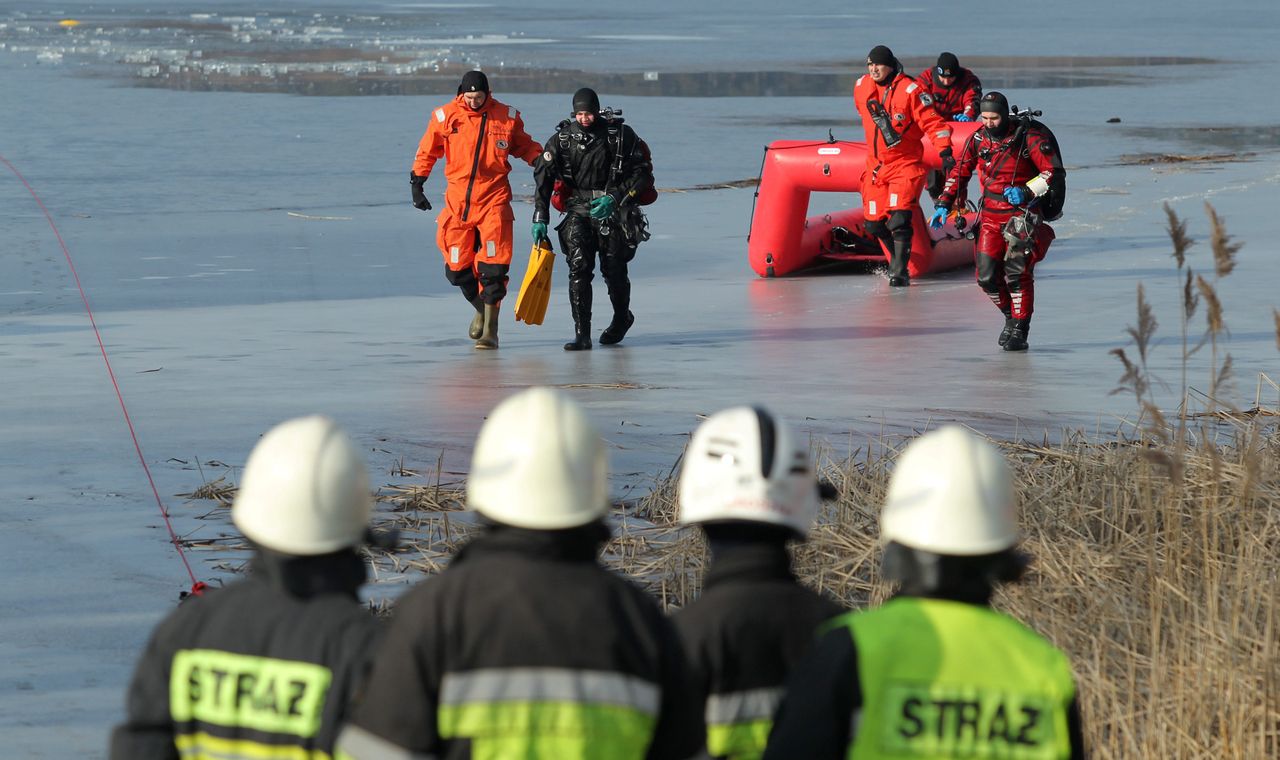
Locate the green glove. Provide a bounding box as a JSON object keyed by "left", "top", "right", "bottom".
{"left": 531, "top": 222, "right": 548, "bottom": 242}
{"left": 588, "top": 195, "right": 617, "bottom": 219}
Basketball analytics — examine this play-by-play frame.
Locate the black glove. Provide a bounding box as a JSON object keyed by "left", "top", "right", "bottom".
{"left": 939, "top": 147, "right": 956, "bottom": 177}
{"left": 409, "top": 172, "right": 431, "bottom": 211}
{"left": 866, "top": 98, "right": 902, "bottom": 148}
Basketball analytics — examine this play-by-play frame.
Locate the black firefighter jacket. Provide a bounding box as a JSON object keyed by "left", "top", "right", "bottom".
{"left": 672, "top": 542, "right": 845, "bottom": 759}
{"left": 109, "top": 550, "right": 381, "bottom": 759}
{"left": 336, "top": 522, "right": 705, "bottom": 760}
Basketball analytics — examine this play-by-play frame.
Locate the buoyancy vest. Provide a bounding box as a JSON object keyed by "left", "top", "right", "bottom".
{"left": 550, "top": 116, "right": 656, "bottom": 212}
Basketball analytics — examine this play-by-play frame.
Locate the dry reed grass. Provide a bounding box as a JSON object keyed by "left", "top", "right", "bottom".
{"left": 360, "top": 424, "right": 1278, "bottom": 757}
{"left": 173, "top": 204, "right": 1277, "bottom": 756}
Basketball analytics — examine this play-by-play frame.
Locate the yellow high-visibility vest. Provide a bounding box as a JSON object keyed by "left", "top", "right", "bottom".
{"left": 835, "top": 597, "right": 1075, "bottom": 759}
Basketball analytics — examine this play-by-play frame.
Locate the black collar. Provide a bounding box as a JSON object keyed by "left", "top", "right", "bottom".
{"left": 455, "top": 521, "right": 611, "bottom": 565}
{"left": 250, "top": 548, "right": 366, "bottom": 599}
{"left": 703, "top": 541, "right": 796, "bottom": 589}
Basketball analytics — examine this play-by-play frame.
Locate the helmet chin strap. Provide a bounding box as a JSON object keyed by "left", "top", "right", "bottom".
{"left": 882, "top": 542, "right": 1029, "bottom": 605}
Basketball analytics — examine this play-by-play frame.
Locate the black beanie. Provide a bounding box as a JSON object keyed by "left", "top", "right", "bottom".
{"left": 979, "top": 91, "right": 1010, "bottom": 117}
{"left": 457, "top": 70, "right": 489, "bottom": 95}
{"left": 866, "top": 45, "right": 894, "bottom": 65}
{"left": 572, "top": 87, "right": 600, "bottom": 115}
{"left": 935, "top": 52, "right": 960, "bottom": 78}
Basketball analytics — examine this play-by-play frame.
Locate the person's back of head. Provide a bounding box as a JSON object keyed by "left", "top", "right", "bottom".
{"left": 678, "top": 405, "right": 822, "bottom": 543}
{"left": 467, "top": 387, "right": 609, "bottom": 530}
{"left": 879, "top": 425, "right": 1026, "bottom": 602}
{"left": 232, "top": 415, "right": 372, "bottom": 557}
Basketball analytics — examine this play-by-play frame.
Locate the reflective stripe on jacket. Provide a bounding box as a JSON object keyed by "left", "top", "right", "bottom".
{"left": 413, "top": 95, "right": 541, "bottom": 219}
{"left": 853, "top": 69, "right": 953, "bottom": 182}
{"left": 338, "top": 525, "right": 704, "bottom": 760}
{"left": 109, "top": 551, "right": 380, "bottom": 760}
{"left": 940, "top": 122, "right": 1060, "bottom": 216}
{"left": 673, "top": 542, "right": 844, "bottom": 760}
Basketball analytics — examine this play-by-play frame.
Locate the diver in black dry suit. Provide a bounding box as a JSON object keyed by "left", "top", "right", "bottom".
{"left": 532, "top": 88, "right": 654, "bottom": 350}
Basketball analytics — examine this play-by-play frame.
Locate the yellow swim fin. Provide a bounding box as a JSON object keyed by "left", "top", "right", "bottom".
{"left": 514, "top": 239, "right": 555, "bottom": 325}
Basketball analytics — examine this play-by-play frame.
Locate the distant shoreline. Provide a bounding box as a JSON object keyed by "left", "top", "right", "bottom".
{"left": 126, "top": 56, "right": 1218, "bottom": 98}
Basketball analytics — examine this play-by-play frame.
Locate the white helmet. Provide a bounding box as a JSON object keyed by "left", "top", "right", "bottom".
{"left": 232, "top": 415, "right": 373, "bottom": 555}
{"left": 881, "top": 425, "right": 1018, "bottom": 555}
{"left": 467, "top": 387, "right": 608, "bottom": 529}
{"left": 678, "top": 406, "right": 820, "bottom": 537}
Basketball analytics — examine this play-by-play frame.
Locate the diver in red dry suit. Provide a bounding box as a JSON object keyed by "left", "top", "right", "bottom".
{"left": 932, "top": 91, "right": 1062, "bottom": 351}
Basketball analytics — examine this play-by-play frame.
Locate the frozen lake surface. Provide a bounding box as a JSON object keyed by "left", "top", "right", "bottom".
{"left": 2, "top": 0, "right": 1278, "bottom": 755}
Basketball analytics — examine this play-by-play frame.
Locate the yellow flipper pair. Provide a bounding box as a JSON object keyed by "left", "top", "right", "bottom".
{"left": 514, "top": 239, "right": 555, "bottom": 325}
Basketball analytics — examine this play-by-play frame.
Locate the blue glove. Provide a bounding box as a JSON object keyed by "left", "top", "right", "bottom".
{"left": 929, "top": 205, "right": 949, "bottom": 229}
{"left": 588, "top": 194, "right": 617, "bottom": 219}
{"left": 1003, "top": 186, "right": 1030, "bottom": 205}
{"left": 531, "top": 222, "right": 548, "bottom": 242}
{"left": 952, "top": 113, "right": 973, "bottom": 122}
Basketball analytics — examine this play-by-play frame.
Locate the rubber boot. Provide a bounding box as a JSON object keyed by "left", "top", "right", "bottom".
{"left": 599, "top": 283, "right": 633, "bottom": 345}
{"left": 474, "top": 303, "right": 500, "bottom": 350}
{"left": 564, "top": 280, "right": 592, "bottom": 351}
{"left": 600, "top": 311, "right": 634, "bottom": 345}
{"left": 564, "top": 331, "right": 592, "bottom": 351}
{"left": 888, "top": 237, "right": 911, "bottom": 287}
{"left": 1003, "top": 318, "right": 1030, "bottom": 352}
{"left": 467, "top": 297, "right": 485, "bottom": 340}
{"left": 997, "top": 313, "right": 1016, "bottom": 348}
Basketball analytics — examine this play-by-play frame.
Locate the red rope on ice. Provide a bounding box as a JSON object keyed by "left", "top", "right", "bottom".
{"left": 1, "top": 153, "right": 204, "bottom": 598}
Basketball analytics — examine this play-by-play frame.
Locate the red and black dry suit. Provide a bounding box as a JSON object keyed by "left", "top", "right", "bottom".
{"left": 109, "top": 550, "right": 380, "bottom": 759}
{"left": 532, "top": 117, "right": 654, "bottom": 338}
{"left": 414, "top": 94, "right": 542, "bottom": 305}
{"left": 917, "top": 65, "right": 982, "bottom": 202}
{"left": 938, "top": 120, "right": 1059, "bottom": 321}
{"left": 336, "top": 523, "right": 704, "bottom": 760}
{"left": 672, "top": 539, "right": 845, "bottom": 760}
{"left": 917, "top": 66, "right": 983, "bottom": 121}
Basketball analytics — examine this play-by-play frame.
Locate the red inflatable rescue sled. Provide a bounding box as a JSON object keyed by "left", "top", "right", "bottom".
{"left": 748, "top": 122, "right": 981, "bottom": 278}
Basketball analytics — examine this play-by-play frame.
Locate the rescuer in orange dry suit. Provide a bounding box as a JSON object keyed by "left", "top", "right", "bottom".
{"left": 853, "top": 45, "right": 955, "bottom": 287}
{"left": 410, "top": 70, "right": 542, "bottom": 349}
